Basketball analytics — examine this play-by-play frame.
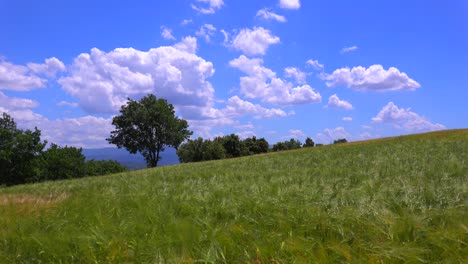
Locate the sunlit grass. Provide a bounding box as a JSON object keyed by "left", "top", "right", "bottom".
{"left": 0, "top": 129, "right": 467, "bottom": 263}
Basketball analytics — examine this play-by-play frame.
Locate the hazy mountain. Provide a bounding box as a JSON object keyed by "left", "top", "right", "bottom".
{"left": 82, "top": 147, "right": 179, "bottom": 170}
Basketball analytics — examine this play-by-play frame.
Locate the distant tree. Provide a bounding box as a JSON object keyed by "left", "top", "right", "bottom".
{"left": 220, "top": 134, "right": 243, "bottom": 158}
{"left": 107, "top": 94, "right": 192, "bottom": 167}
{"left": 0, "top": 113, "right": 46, "bottom": 185}
{"left": 177, "top": 137, "right": 204, "bottom": 163}
{"left": 273, "top": 138, "right": 302, "bottom": 152}
{"left": 243, "top": 136, "right": 269, "bottom": 155}
{"left": 85, "top": 160, "right": 127, "bottom": 176}
{"left": 303, "top": 137, "right": 315, "bottom": 147}
{"left": 333, "top": 138, "right": 348, "bottom": 144}
{"left": 41, "top": 143, "right": 86, "bottom": 181}
{"left": 202, "top": 139, "right": 226, "bottom": 161}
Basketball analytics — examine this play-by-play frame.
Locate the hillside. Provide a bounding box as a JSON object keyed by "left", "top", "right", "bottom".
{"left": 0, "top": 129, "right": 467, "bottom": 263}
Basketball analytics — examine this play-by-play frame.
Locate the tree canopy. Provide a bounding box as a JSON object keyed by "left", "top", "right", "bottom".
{"left": 107, "top": 94, "right": 192, "bottom": 167}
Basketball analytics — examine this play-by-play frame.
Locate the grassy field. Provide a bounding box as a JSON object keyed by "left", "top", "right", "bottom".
{"left": 0, "top": 129, "right": 467, "bottom": 263}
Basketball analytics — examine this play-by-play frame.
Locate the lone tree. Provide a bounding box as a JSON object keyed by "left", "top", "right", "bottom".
{"left": 107, "top": 94, "right": 192, "bottom": 167}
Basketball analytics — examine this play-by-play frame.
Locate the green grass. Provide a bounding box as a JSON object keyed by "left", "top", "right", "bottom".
{"left": 0, "top": 129, "right": 467, "bottom": 263}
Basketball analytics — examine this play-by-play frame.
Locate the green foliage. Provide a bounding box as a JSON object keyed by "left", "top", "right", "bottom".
{"left": 272, "top": 138, "right": 302, "bottom": 151}
{"left": 177, "top": 137, "right": 226, "bottom": 163}
{"left": 107, "top": 94, "right": 192, "bottom": 167}
{"left": 303, "top": 137, "right": 315, "bottom": 147}
{"left": 242, "top": 136, "right": 269, "bottom": 155}
{"left": 220, "top": 134, "right": 242, "bottom": 158}
{"left": 85, "top": 159, "right": 127, "bottom": 176}
{"left": 333, "top": 138, "right": 348, "bottom": 144}
{"left": 40, "top": 143, "right": 86, "bottom": 181}
{"left": 0, "top": 113, "right": 47, "bottom": 185}
{"left": 0, "top": 129, "right": 466, "bottom": 262}
{"left": 178, "top": 135, "right": 269, "bottom": 163}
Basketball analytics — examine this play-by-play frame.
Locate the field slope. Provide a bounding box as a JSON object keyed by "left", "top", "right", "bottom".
{"left": 1, "top": 129, "right": 467, "bottom": 263}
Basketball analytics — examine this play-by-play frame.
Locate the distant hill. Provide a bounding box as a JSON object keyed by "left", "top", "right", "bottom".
{"left": 82, "top": 147, "right": 179, "bottom": 170}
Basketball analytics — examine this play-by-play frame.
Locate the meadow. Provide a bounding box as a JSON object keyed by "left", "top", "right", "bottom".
{"left": 0, "top": 129, "right": 466, "bottom": 263}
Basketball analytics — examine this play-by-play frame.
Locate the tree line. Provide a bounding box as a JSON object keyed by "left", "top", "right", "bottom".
{"left": 0, "top": 113, "right": 126, "bottom": 186}
{"left": 1, "top": 94, "right": 349, "bottom": 186}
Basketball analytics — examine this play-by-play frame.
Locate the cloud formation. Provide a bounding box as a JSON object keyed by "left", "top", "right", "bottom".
{"left": 284, "top": 67, "right": 306, "bottom": 84}
{"left": 256, "top": 9, "right": 286, "bottom": 22}
{"left": 231, "top": 27, "right": 280, "bottom": 56}
{"left": 0, "top": 59, "right": 47, "bottom": 91}
{"left": 372, "top": 102, "right": 445, "bottom": 131}
{"left": 230, "top": 55, "right": 321, "bottom": 105}
{"left": 327, "top": 94, "right": 353, "bottom": 110}
{"left": 316, "top": 126, "right": 351, "bottom": 143}
{"left": 191, "top": 0, "right": 224, "bottom": 14}
{"left": 323, "top": 65, "right": 421, "bottom": 92}
{"left": 341, "top": 46, "right": 358, "bottom": 53}
{"left": 27, "top": 57, "right": 66, "bottom": 77}
{"left": 279, "top": 0, "right": 301, "bottom": 9}
{"left": 160, "top": 26, "right": 176, "bottom": 40}
{"left": 306, "top": 59, "right": 324, "bottom": 70}
{"left": 0, "top": 92, "right": 39, "bottom": 110}
{"left": 195, "top": 24, "right": 217, "bottom": 42}
{"left": 58, "top": 38, "right": 215, "bottom": 116}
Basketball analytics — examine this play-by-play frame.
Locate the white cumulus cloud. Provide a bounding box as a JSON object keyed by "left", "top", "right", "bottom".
{"left": 284, "top": 67, "right": 306, "bottom": 84}
{"left": 191, "top": 0, "right": 224, "bottom": 14}
{"left": 279, "top": 0, "right": 300, "bottom": 9}
{"left": 230, "top": 27, "right": 280, "bottom": 56}
{"left": 342, "top": 117, "right": 352, "bottom": 121}
{"left": 58, "top": 38, "right": 214, "bottom": 116}
{"left": 256, "top": 9, "right": 287, "bottom": 22}
{"left": 323, "top": 64, "right": 421, "bottom": 92}
{"left": 306, "top": 59, "right": 324, "bottom": 70}
{"left": 0, "top": 59, "right": 47, "bottom": 91}
{"left": 372, "top": 102, "right": 445, "bottom": 132}
{"left": 0, "top": 92, "right": 39, "bottom": 110}
{"left": 327, "top": 94, "right": 353, "bottom": 110}
{"left": 222, "top": 96, "right": 291, "bottom": 119}
{"left": 195, "top": 24, "right": 217, "bottom": 42}
{"left": 230, "top": 55, "right": 321, "bottom": 106}
{"left": 27, "top": 57, "right": 66, "bottom": 77}
{"left": 160, "top": 26, "right": 176, "bottom": 40}
{"left": 316, "top": 126, "right": 351, "bottom": 143}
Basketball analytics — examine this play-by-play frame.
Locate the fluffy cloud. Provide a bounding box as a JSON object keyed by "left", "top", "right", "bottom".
{"left": 327, "top": 94, "right": 353, "bottom": 110}
{"left": 306, "top": 59, "right": 324, "bottom": 70}
{"left": 181, "top": 19, "right": 193, "bottom": 26}
{"left": 58, "top": 38, "right": 214, "bottom": 116}
{"left": 0, "top": 92, "right": 39, "bottom": 110}
{"left": 372, "top": 102, "right": 445, "bottom": 131}
{"left": 256, "top": 9, "right": 287, "bottom": 22}
{"left": 288, "top": 129, "right": 305, "bottom": 139}
{"left": 57, "top": 101, "right": 78, "bottom": 108}
{"left": 1, "top": 106, "right": 113, "bottom": 148}
{"left": 0, "top": 59, "right": 47, "bottom": 91}
{"left": 191, "top": 0, "right": 224, "bottom": 14}
{"left": 160, "top": 26, "right": 176, "bottom": 40}
{"left": 231, "top": 27, "right": 280, "bottom": 56}
{"left": 235, "top": 122, "right": 254, "bottom": 130}
{"left": 230, "top": 55, "right": 321, "bottom": 106}
{"left": 341, "top": 46, "right": 358, "bottom": 53}
{"left": 279, "top": 0, "right": 300, "bottom": 9}
{"left": 323, "top": 64, "right": 421, "bottom": 92}
{"left": 222, "top": 96, "right": 291, "bottom": 119}
{"left": 284, "top": 67, "right": 306, "bottom": 84}
{"left": 27, "top": 57, "right": 66, "bottom": 77}
{"left": 316, "top": 126, "right": 351, "bottom": 143}
{"left": 342, "top": 117, "right": 352, "bottom": 121}
{"left": 195, "top": 24, "right": 217, "bottom": 42}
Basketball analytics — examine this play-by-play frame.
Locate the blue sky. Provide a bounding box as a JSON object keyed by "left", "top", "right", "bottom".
{"left": 1, "top": 0, "right": 467, "bottom": 148}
